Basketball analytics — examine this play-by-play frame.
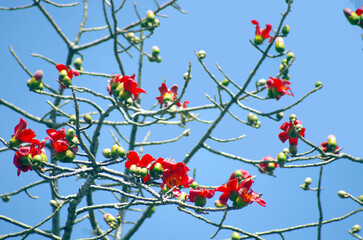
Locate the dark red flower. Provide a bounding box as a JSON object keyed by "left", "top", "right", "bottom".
{"left": 10, "top": 118, "right": 39, "bottom": 146}
{"left": 160, "top": 159, "right": 193, "bottom": 196}
{"left": 320, "top": 135, "right": 340, "bottom": 154}
{"left": 56, "top": 64, "right": 80, "bottom": 89}
{"left": 156, "top": 83, "right": 178, "bottom": 107}
{"left": 251, "top": 20, "right": 273, "bottom": 44}
{"left": 125, "top": 151, "right": 155, "bottom": 182}
{"left": 13, "top": 146, "right": 33, "bottom": 176}
{"left": 278, "top": 120, "right": 305, "bottom": 145}
{"left": 259, "top": 156, "right": 279, "bottom": 175}
{"left": 186, "top": 188, "right": 215, "bottom": 203}
{"left": 266, "top": 77, "right": 293, "bottom": 100}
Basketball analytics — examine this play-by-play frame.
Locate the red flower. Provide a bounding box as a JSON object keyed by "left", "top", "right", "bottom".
{"left": 320, "top": 135, "right": 340, "bottom": 154}
{"left": 160, "top": 160, "right": 193, "bottom": 197}
{"left": 266, "top": 77, "right": 293, "bottom": 100}
{"left": 156, "top": 83, "right": 178, "bottom": 107}
{"left": 259, "top": 156, "right": 279, "bottom": 175}
{"left": 176, "top": 100, "right": 190, "bottom": 109}
{"left": 186, "top": 188, "right": 215, "bottom": 204}
{"left": 278, "top": 120, "right": 305, "bottom": 145}
{"left": 251, "top": 20, "right": 273, "bottom": 44}
{"left": 118, "top": 74, "right": 146, "bottom": 100}
{"left": 56, "top": 64, "right": 80, "bottom": 89}
{"left": 13, "top": 146, "right": 33, "bottom": 176}
{"left": 356, "top": 5, "right": 363, "bottom": 16}
{"left": 10, "top": 118, "right": 39, "bottom": 146}
{"left": 228, "top": 169, "right": 252, "bottom": 181}
{"left": 216, "top": 178, "right": 265, "bottom": 207}
{"left": 125, "top": 151, "right": 155, "bottom": 182}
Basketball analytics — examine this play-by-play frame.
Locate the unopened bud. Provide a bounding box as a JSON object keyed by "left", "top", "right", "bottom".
{"left": 282, "top": 148, "right": 290, "bottom": 156}
{"left": 327, "top": 135, "right": 337, "bottom": 151}
{"left": 304, "top": 177, "right": 312, "bottom": 185}
{"left": 315, "top": 81, "right": 323, "bottom": 88}
{"left": 337, "top": 190, "right": 349, "bottom": 198}
{"left": 2, "top": 195, "right": 10, "bottom": 203}
{"left": 183, "top": 72, "right": 192, "bottom": 81}
{"left": 221, "top": 79, "right": 230, "bottom": 87}
{"left": 33, "top": 70, "right": 43, "bottom": 81}
{"left": 343, "top": 8, "right": 359, "bottom": 25}
{"left": 358, "top": 195, "right": 363, "bottom": 202}
{"left": 102, "top": 148, "right": 112, "bottom": 158}
{"left": 152, "top": 45, "right": 160, "bottom": 57}
{"left": 73, "top": 58, "right": 82, "bottom": 70}
{"left": 247, "top": 113, "right": 257, "bottom": 124}
{"left": 286, "top": 52, "right": 295, "bottom": 62}
{"left": 276, "top": 111, "right": 284, "bottom": 120}
{"left": 62, "top": 76, "right": 72, "bottom": 88}
{"left": 66, "top": 128, "right": 75, "bottom": 141}
{"left": 146, "top": 10, "right": 155, "bottom": 22}
{"left": 275, "top": 37, "right": 285, "bottom": 53}
{"left": 127, "top": 32, "right": 135, "bottom": 41}
{"left": 59, "top": 70, "right": 67, "bottom": 80}
{"left": 69, "top": 115, "right": 76, "bottom": 124}
{"left": 257, "top": 78, "right": 266, "bottom": 86}
{"left": 277, "top": 152, "right": 287, "bottom": 166}
{"left": 282, "top": 25, "right": 290, "bottom": 36}
{"left": 231, "top": 232, "right": 241, "bottom": 240}
{"left": 197, "top": 50, "right": 206, "bottom": 59}
{"left": 139, "top": 167, "right": 148, "bottom": 178}
{"left": 50, "top": 199, "right": 58, "bottom": 207}
{"left": 289, "top": 144, "right": 298, "bottom": 156}
{"left": 289, "top": 114, "right": 297, "bottom": 123}
{"left": 195, "top": 195, "right": 207, "bottom": 207}
{"left": 83, "top": 114, "right": 93, "bottom": 125}
{"left": 352, "top": 224, "right": 361, "bottom": 233}
{"left": 155, "top": 55, "right": 162, "bottom": 63}
{"left": 214, "top": 200, "right": 226, "bottom": 208}
{"left": 64, "top": 150, "right": 76, "bottom": 162}
{"left": 190, "top": 182, "right": 199, "bottom": 189}
{"left": 254, "top": 35, "right": 264, "bottom": 45}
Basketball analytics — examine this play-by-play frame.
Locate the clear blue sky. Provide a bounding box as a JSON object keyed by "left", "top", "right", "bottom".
{"left": 0, "top": 0, "right": 362, "bottom": 239}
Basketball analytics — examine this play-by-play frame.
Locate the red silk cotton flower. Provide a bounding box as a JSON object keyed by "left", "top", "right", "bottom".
{"left": 56, "top": 64, "right": 80, "bottom": 88}
{"left": 186, "top": 188, "right": 215, "bottom": 207}
{"left": 266, "top": 77, "right": 293, "bottom": 100}
{"left": 107, "top": 74, "right": 146, "bottom": 100}
{"left": 10, "top": 118, "right": 39, "bottom": 147}
{"left": 259, "top": 156, "right": 279, "bottom": 175}
{"left": 125, "top": 151, "right": 155, "bottom": 182}
{"left": 156, "top": 83, "right": 178, "bottom": 107}
{"left": 278, "top": 120, "right": 305, "bottom": 145}
{"left": 251, "top": 20, "right": 273, "bottom": 45}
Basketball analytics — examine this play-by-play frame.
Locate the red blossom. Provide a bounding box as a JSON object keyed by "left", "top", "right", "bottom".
{"left": 251, "top": 20, "right": 273, "bottom": 43}
{"left": 125, "top": 151, "right": 155, "bottom": 182}
{"left": 259, "top": 156, "right": 279, "bottom": 175}
{"left": 11, "top": 118, "right": 39, "bottom": 145}
{"left": 278, "top": 120, "right": 305, "bottom": 145}
{"left": 56, "top": 64, "right": 80, "bottom": 89}
{"left": 228, "top": 169, "right": 252, "bottom": 181}
{"left": 266, "top": 77, "right": 293, "bottom": 100}
{"left": 186, "top": 188, "right": 215, "bottom": 203}
{"left": 46, "top": 128, "right": 77, "bottom": 154}
{"left": 118, "top": 74, "right": 146, "bottom": 100}
{"left": 320, "top": 135, "right": 340, "bottom": 154}
{"left": 355, "top": 5, "right": 363, "bottom": 16}
{"left": 156, "top": 83, "right": 178, "bottom": 107}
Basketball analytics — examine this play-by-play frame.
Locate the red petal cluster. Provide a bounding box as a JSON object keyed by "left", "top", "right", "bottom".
{"left": 266, "top": 77, "right": 293, "bottom": 100}
{"left": 186, "top": 188, "right": 215, "bottom": 203}
{"left": 107, "top": 74, "right": 146, "bottom": 100}
{"left": 259, "top": 156, "right": 279, "bottom": 175}
{"left": 125, "top": 151, "right": 155, "bottom": 182}
{"left": 56, "top": 64, "right": 80, "bottom": 89}
{"left": 278, "top": 120, "right": 305, "bottom": 145}
{"left": 13, "top": 140, "right": 46, "bottom": 176}
{"left": 251, "top": 20, "right": 273, "bottom": 42}
{"left": 156, "top": 83, "right": 178, "bottom": 107}
{"left": 11, "top": 118, "right": 38, "bottom": 145}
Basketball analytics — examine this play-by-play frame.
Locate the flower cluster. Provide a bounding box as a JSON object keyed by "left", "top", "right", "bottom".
{"left": 107, "top": 74, "right": 146, "bottom": 101}
{"left": 9, "top": 118, "right": 80, "bottom": 176}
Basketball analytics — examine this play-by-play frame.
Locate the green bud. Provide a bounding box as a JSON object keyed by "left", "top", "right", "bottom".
{"left": 254, "top": 35, "right": 264, "bottom": 45}
{"left": 27, "top": 77, "right": 41, "bottom": 90}
{"left": 49, "top": 199, "right": 58, "bottom": 207}
{"left": 74, "top": 57, "right": 82, "bottom": 70}
{"left": 183, "top": 72, "right": 192, "bottom": 81}
{"left": 282, "top": 148, "right": 290, "bottom": 157}
{"left": 59, "top": 70, "right": 68, "bottom": 80}
{"left": 129, "top": 164, "right": 138, "bottom": 175}
{"left": 155, "top": 55, "right": 162, "bottom": 63}
{"left": 133, "top": 36, "right": 140, "bottom": 44}
{"left": 327, "top": 135, "right": 337, "bottom": 151}
{"left": 163, "top": 93, "right": 174, "bottom": 103}
{"left": 289, "top": 144, "right": 298, "bottom": 156}
{"left": 126, "top": 32, "right": 135, "bottom": 41}
{"left": 337, "top": 190, "right": 348, "bottom": 198}
{"left": 152, "top": 46, "right": 160, "bottom": 57}
{"left": 255, "top": 121, "right": 261, "bottom": 129}
{"left": 343, "top": 8, "right": 359, "bottom": 25}
{"left": 304, "top": 177, "right": 312, "bottom": 185}
{"left": 116, "top": 146, "right": 126, "bottom": 158}
{"left": 277, "top": 152, "right": 287, "bottom": 166}
{"left": 139, "top": 168, "right": 148, "bottom": 178}
{"left": 40, "top": 153, "right": 48, "bottom": 163}
{"left": 214, "top": 200, "right": 226, "bottom": 208}
{"left": 111, "top": 145, "right": 119, "bottom": 158}
{"left": 233, "top": 170, "right": 243, "bottom": 179}
{"left": 2, "top": 195, "right": 10, "bottom": 203}
{"left": 276, "top": 111, "right": 284, "bottom": 120}
{"left": 289, "top": 114, "right": 297, "bottom": 123}
{"left": 62, "top": 76, "right": 72, "bottom": 88}
{"left": 150, "top": 162, "right": 163, "bottom": 178}
{"left": 125, "top": 97, "right": 133, "bottom": 107}
{"left": 282, "top": 25, "right": 290, "bottom": 36}
{"left": 221, "top": 79, "right": 230, "bottom": 87}
{"left": 282, "top": 59, "right": 287, "bottom": 65}
{"left": 66, "top": 129, "right": 75, "bottom": 141}
{"left": 190, "top": 182, "right": 199, "bottom": 189}
{"left": 69, "top": 115, "right": 76, "bottom": 124}
{"left": 266, "top": 162, "right": 276, "bottom": 172}
{"left": 146, "top": 10, "right": 155, "bottom": 22}
{"left": 102, "top": 148, "right": 112, "bottom": 158}
{"left": 315, "top": 81, "right": 323, "bottom": 88}
{"left": 153, "top": 18, "right": 160, "bottom": 27}
{"left": 257, "top": 79, "right": 266, "bottom": 86}
{"left": 32, "top": 154, "right": 43, "bottom": 166}
{"left": 352, "top": 224, "right": 361, "bottom": 233}
{"left": 286, "top": 52, "right": 295, "bottom": 62}
{"left": 197, "top": 50, "right": 206, "bottom": 59}
{"left": 38, "top": 82, "right": 44, "bottom": 91}
{"left": 247, "top": 113, "right": 257, "bottom": 124}
{"left": 231, "top": 232, "right": 240, "bottom": 240}
{"left": 55, "top": 151, "right": 67, "bottom": 161}
{"left": 64, "top": 150, "right": 76, "bottom": 162}
{"left": 195, "top": 195, "right": 207, "bottom": 207}
{"left": 148, "top": 55, "right": 155, "bottom": 62}
{"left": 295, "top": 123, "right": 303, "bottom": 132}
{"left": 83, "top": 114, "right": 93, "bottom": 125}
{"left": 282, "top": 74, "right": 290, "bottom": 80}
{"left": 235, "top": 195, "right": 249, "bottom": 209}
{"left": 358, "top": 195, "right": 363, "bottom": 202}
{"left": 275, "top": 37, "right": 285, "bottom": 53}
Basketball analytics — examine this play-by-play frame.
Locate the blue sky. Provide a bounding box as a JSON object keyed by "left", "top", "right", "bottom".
{"left": 0, "top": 0, "right": 362, "bottom": 239}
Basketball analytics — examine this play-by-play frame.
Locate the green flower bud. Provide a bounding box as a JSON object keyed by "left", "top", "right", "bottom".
{"left": 275, "top": 37, "right": 285, "bottom": 53}
{"left": 195, "top": 195, "right": 207, "bottom": 207}
{"left": 352, "top": 224, "right": 361, "bottom": 233}
{"left": 32, "top": 154, "right": 43, "bottom": 166}
{"left": 255, "top": 121, "right": 261, "bottom": 129}
{"left": 66, "top": 129, "right": 75, "bottom": 141}
{"left": 133, "top": 36, "right": 140, "bottom": 44}
{"left": 282, "top": 25, "right": 290, "bottom": 36}
{"left": 116, "top": 146, "right": 126, "bottom": 158}
{"left": 152, "top": 46, "right": 160, "bottom": 56}
{"left": 83, "top": 114, "right": 93, "bottom": 125}
{"left": 289, "top": 144, "right": 298, "bottom": 156}
{"left": 221, "top": 79, "right": 230, "bottom": 87}
{"left": 266, "top": 162, "right": 276, "bottom": 172}
{"left": 235, "top": 195, "right": 249, "bottom": 209}
{"left": 55, "top": 151, "right": 67, "bottom": 161}
{"left": 104, "top": 213, "right": 117, "bottom": 228}
{"left": 27, "top": 77, "right": 41, "bottom": 90}
{"left": 146, "top": 10, "right": 155, "bottom": 22}
{"left": 282, "top": 74, "right": 290, "bottom": 80}
{"left": 247, "top": 113, "right": 257, "bottom": 124}
{"left": 327, "top": 134, "right": 337, "bottom": 151}
{"left": 102, "top": 148, "right": 112, "bottom": 158}
{"left": 254, "top": 35, "right": 264, "bottom": 45}
{"left": 295, "top": 123, "right": 303, "bottom": 132}
{"left": 59, "top": 70, "right": 68, "bottom": 80}
{"left": 183, "top": 72, "right": 192, "bottom": 81}
{"left": 9, "top": 137, "right": 22, "bottom": 147}
{"left": 40, "top": 153, "right": 48, "bottom": 163}
{"left": 277, "top": 152, "right": 287, "bottom": 166}
{"left": 38, "top": 82, "right": 44, "bottom": 91}
{"left": 49, "top": 199, "right": 58, "bottom": 207}
{"left": 282, "top": 147, "right": 290, "bottom": 157}
{"left": 257, "top": 78, "right": 266, "bottom": 86}
{"left": 163, "top": 93, "right": 174, "bottom": 103}
{"left": 337, "top": 190, "right": 348, "bottom": 198}
{"left": 276, "top": 111, "right": 284, "bottom": 120}
{"left": 125, "top": 97, "right": 133, "bottom": 107}
{"left": 190, "top": 182, "right": 199, "bottom": 189}
{"left": 358, "top": 195, "right": 363, "bottom": 202}
{"left": 69, "top": 115, "right": 76, "bottom": 124}
{"left": 197, "top": 50, "right": 206, "bottom": 59}
{"left": 111, "top": 145, "right": 120, "bottom": 158}
{"left": 282, "top": 59, "right": 287, "bottom": 65}
{"left": 289, "top": 114, "right": 297, "bottom": 123}
{"left": 2, "top": 195, "right": 10, "bottom": 203}
{"left": 214, "top": 200, "right": 226, "bottom": 208}
{"left": 233, "top": 170, "right": 243, "bottom": 179}
{"left": 286, "top": 52, "right": 295, "bottom": 62}
{"left": 315, "top": 81, "right": 323, "bottom": 88}
{"left": 62, "top": 76, "right": 72, "bottom": 88}
{"left": 304, "top": 177, "right": 312, "bottom": 185}
{"left": 64, "top": 150, "right": 76, "bottom": 162}
{"left": 129, "top": 164, "right": 138, "bottom": 175}
{"left": 148, "top": 55, "right": 155, "bottom": 62}
{"left": 153, "top": 18, "right": 160, "bottom": 27}
{"left": 150, "top": 162, "right": 163, "bottom": 178}
{"left": 343, "top": 8, "right": 359, "bottom": 25}
{"left": 126, "top": 32, "right": 135, "bottom": 41}
{"left": 231, "top": 232, "right": 240, "bottom": 240}
{"left": 139, "top": 167, "right": 148, "bottom": 178}
{"left": 155, "top": 55, "right": 162, "bottom": 63}
{"left": 74, "top": 57, "right": 83, "bottom": 70}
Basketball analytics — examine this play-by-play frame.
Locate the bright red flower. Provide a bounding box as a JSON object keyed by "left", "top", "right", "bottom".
{"left": 10, "top": 118, "right": 39, "bottom": 146}
{"left": 186, "top": 188, "right": 215, "bottom": 203}
{"left": 215, "top": 178, "right": 239, "bottom": 206}
{"left": 160, "top": 159, "right": 193, "bottom": 197}
{"left": 251, "top": 20, "right": 273, "bottom": 43}
{"left": 355, "top": 5, "right": 363, "bottom": 16}
{"left": 266, "top": 77, "right": 293, "bottom": 100}
{"left": 259, "top": 156, "right": 279, "bottom": 175}
{"left": 278, "top": 120, "right": 305, "bottom": 145}
{"left": 118, "top": 74, "right": 146, "bottom": 100}
{"left": 46, "top": 128, "right": 78, "bottom": 157}
{"left": 156, "top": 83, "right": 178, "bottom": 107}
{"left": 125, "top": 151, "right": 155, "bottom": 182}
{"left": 56, "top": 64, "right": 80, "bottom": 89}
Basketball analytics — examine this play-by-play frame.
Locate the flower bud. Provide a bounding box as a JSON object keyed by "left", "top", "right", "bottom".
{"left": 104, "top": 213, "right": 117, "bottom": 228}
{"left": 214, "top": 200, "right": 226, "bottom": 208}
{"left": 286, "top": 52, "right": 295, "bottom": 62}
{"left": 282, "top": 25, "right": 290, "bottom": 36}
{"left": 337, "top": 190, "right": 348, "bottom": 198}
{"left": 2, "top": 195, "right": 10, "bottom": 203}
{"left": 266, "top": 162, "right": 277, "bottom": 172}
{"left": 150, "top": 162, "right": 163, "bottom": 178}
{"left": 190, "top": 181, "right": 199, "bottom": 189}
{"left": 343, "top": 8, "right": 359, "bottom": 25}
{"left": 66, "top": 129, "right": 75, "bottom": 141}
{"left": 146, "top": 10, "right": 155, "bottom": 22}
{"left": 183, "top": 72, "right": 192, "bottom": 81}
{"left": 69, "top": 115, "right": 77, "bottom": 124}
{"left": 111, "top": 145, "right": 119, "bottom": 158}
{"left": 276, "top": 111, "right": 284, "bottom": 120}
{"left": 195, "top": 195, "right": 207, "bottom": 207}
{"left": 352, "top": 224, "right": 361, "bottom": 233}
{"left": 255, "top": 121, "right": 261, "bottom": 129}
{"left": 9, "top": 137, "right": 22, "bottom": 147}
{"left": 133, "top": 36, "right": 140, "bottom": 44}
{"left": 127, "top": 32, "right": 135, "bottom": 41}
{"left": 33, "top": 70, "right": 43, "bottom": 81}
{"left": 304, "top": 177, "right": 312, "bottom": 185}
{"left": 233, "top": 170, "right": 243, "bottom": 179}
{"left": 315, "top": 81, "right": 323, "bottom": 88}
{"left": 59, "top": 70, "right": 67, "bottom": 80}
{"left": 282, "top": 147, "right": 290, "bottom": 156}
{"left": 327, "top": 134, "right": 337, "bottom": 151}
{"left": 289, "top": 114, "right": 297, "bottom": 123}
{"left": 102, "top": 148, "right": 112, "bottom": 158}
{"left": 49, "top": 199, "right": 58, "bottom": 207}
{"left": 27, "top": 77, "right": 41, "bottom": 90}
{"left": 231, "top": 232, "right": 240, "bottom": 240}
{"left": 155, "top": 55, "right": 162, "bottom": 63}
{"left": 152, "top": 45, "right": 160, "bottom": 57}
{"left": 38, "top": 82, "right": 44, "bottom": 91}
{"left": 62, "top": 76, "right": 72, "bottom": 88}
{"left": 358, "top": 195, "right": 363, "bottom": 202}
{"left": 83, "top": 114, "right": 93, "bottom": 125}
{"left": 129, "top": 164, "right": 138, "bottom": 175}
{"left": 289, "top": 144, "right": 298, "bottom": 156}
{"left": 235, "top": 195, "right": 249, "bottom": 209}
{"left": 139, "top": 167, "right": 149, "bottom": 178}
{"left": 74, "top": 58, "right": 83, "bottom": 70}
{"left": 275, "top": 37, "right": 285, "bottom": 53}
{"left": 257, "top": 78, "right": 266, "bottom": 86}
{"left": 32, "top": 154, "right": 43, "bottom": 166}
{"left": 55, "top": 151, "right": 67, "bottom": 161}
{"left": 153, "top": 18, "right": 160, "bottom": 27}
{"left": 197, "top": 50, "right": 206, "bottom": 59}
{"left": 218, "top": 78, "right": 229, "bottom": 87}
{"left": 41, "top": 153, "right": 48, "bottom": 163}
{"left": 247, "top": 113, "right": 257, "bottom": 124}
{"left": 254, "top": 35, "right": 264, "bottom": 45}
{"left": 64, "top": 150, "right": 76, "bottom": 162}
{"left": 277, "top": 152, "right": 287, "bottom": 166}
{"left": 125, "top": 97, "right": 133, "bottom": 107}
{"left": 295, "top": 124, "right": 303, "bottom": 132}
